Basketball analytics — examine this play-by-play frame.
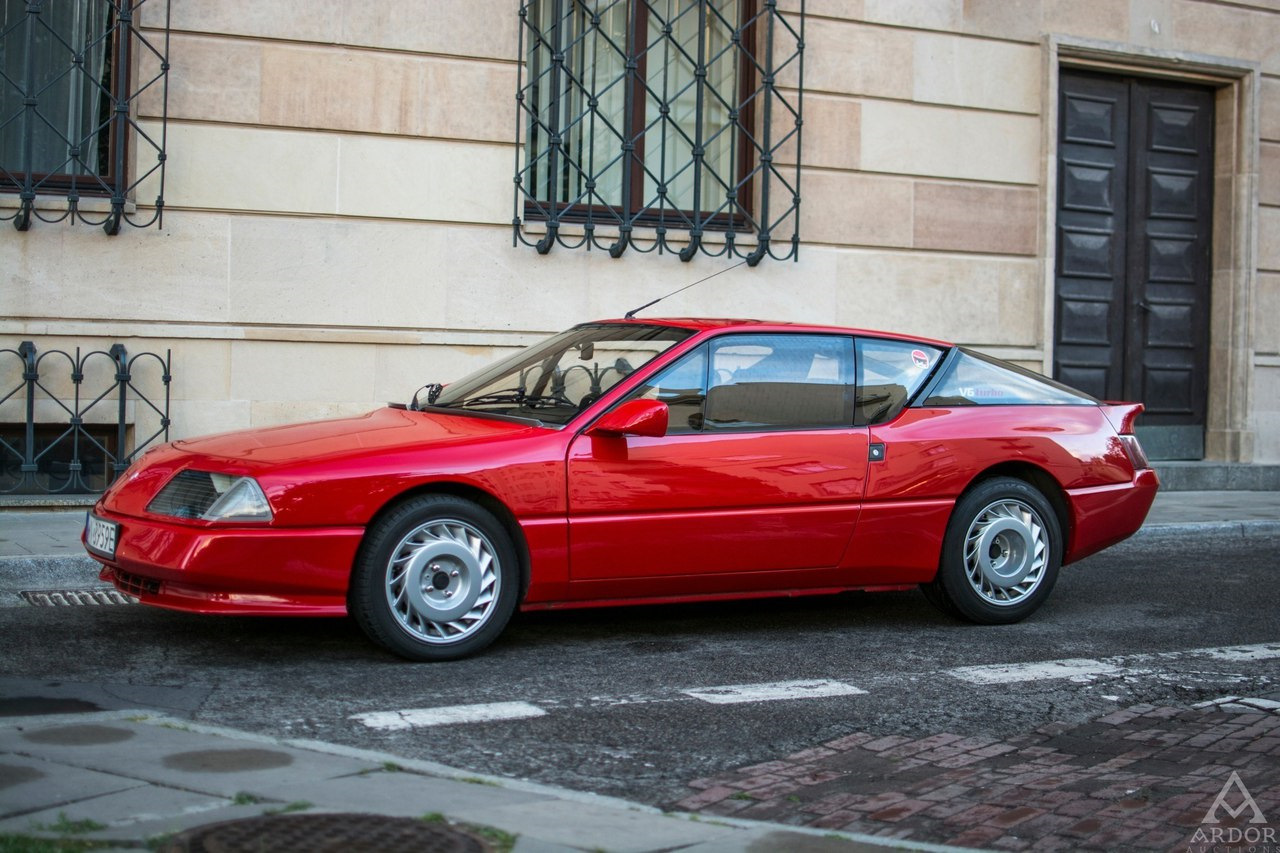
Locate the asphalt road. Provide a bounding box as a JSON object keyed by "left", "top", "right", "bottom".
{"left": 1, "top": 528, "right": 1277, "bottom": 810}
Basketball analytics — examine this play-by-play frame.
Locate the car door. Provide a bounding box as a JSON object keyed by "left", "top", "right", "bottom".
{"left": 565, "top": 333, "right": 870, "bottom": 595}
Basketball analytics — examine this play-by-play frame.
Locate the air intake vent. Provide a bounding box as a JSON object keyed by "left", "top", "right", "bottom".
{"left": 147, "top": 470, "right": 221, "bottom": 518}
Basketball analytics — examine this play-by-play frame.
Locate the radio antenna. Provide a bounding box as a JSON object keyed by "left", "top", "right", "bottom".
{"left": 623, "top": 260, "right": 747, "bottom": 320}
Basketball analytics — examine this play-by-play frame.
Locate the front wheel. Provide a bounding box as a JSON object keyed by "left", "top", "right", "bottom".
{"left": 349, "top": 495, "right": 519, "bottom": 661}
{"left": 924, "top": 477, "right": 1062, "bottom": 624}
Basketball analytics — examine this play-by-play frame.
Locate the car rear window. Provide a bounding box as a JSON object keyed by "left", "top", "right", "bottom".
{"left": 921, "top": 349, "right": 1098, "bottom": 406}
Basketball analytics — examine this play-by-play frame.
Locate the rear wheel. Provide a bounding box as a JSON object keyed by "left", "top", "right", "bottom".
{"left": 349, "top": 495, "right": 519, "bottom": 661}
{"left": 924, "top": 477, "right": 1061, "bottom": 624}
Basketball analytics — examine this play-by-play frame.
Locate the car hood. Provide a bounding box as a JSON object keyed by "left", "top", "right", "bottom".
{"left": 170, "top": 406, "right": 541, "bottom": 468}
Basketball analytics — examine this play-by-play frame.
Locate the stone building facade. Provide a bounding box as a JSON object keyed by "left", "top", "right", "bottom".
{"left": 2, "top": 0, "right": 1277, "bottom": 476}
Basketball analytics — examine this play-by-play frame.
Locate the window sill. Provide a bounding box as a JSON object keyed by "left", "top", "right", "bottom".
{"left": 517, "top": 219, "right": 763, "bottom": 251}
{"left": 0, "top": 194, "right": 137, "bottom": 215}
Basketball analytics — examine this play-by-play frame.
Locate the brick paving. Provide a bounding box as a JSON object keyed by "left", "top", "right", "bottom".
{"left": 674, "top": 698, "right": 1280, "bottom": 850}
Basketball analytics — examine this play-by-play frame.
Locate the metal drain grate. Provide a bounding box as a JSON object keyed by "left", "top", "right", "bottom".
{"left": 20, "top": 589, "right": 137, "bottom": 607}
{"left": 159, "top": 813, "right": 486, "bottom": 853}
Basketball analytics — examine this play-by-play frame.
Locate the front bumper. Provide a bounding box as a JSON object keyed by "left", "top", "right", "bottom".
{"left": 85, "top": 507, "right": 364, "bottom": 616}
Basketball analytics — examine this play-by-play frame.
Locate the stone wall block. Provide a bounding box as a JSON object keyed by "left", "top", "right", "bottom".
{"left": 1261, "top": 206, "right": 1280, "bottom": 272}
{"left": 789, "top": 19, "right": 913, "bottom": 98}
{"left": 776, "top": 95, "right": 859, "bottom": 170}
{"left": 913, "top": 182, "right": 1039, "bottom": 255}
{"left": 168, "top": 0, "right": 346, "bottom": 44}
{"left": 0, "top": 214, "right": 231, "bottom": 324}
{"left": 258, "top": 46, "right": 515, "bottom": 141}
{"left": 336, "top": 137, "right": 511, "bottom": 224}
{"left": 159, "top": 123, "right": 340, "bottom": 214}
{"left": 860, "top": 101, "right": 1041, "bottom": 184}
{"left": 835, "top": 250, "right": 1042, "bottom": 344}
{"left": 801, "top": 172, "right": 914, "bottom": 247}
{"left": 1255, "top": 273, "right": 1280, "bottom": 354}
{"left": 912, "top": 32, "right": 1040, "bottom": 114}
{"left": 144, "top": 34, "right": 262, "bottom": 124}
{"left": 863, "top": 0, "right": 962, "bottom": 32}
{"left": 1260, "top": 143, "right": 1280, "bottom": 207}
{"left": 1262, "top": 78, "right": 1280, "bottom": 143}
{"left": 226, "top": 217, "right": 447, "bottom": 329}
{"left": 1170, "top": 1, "right": 1280, "bottom": 75}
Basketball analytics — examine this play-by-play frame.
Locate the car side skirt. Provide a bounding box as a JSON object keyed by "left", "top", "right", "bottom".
{"left": 519, "top": 583, "right": 918, "bottom": 612}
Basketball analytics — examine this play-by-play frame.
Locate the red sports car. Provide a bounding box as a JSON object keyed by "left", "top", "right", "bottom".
{"left": 85, "top": 319, "right": 1158, "bottom": 660}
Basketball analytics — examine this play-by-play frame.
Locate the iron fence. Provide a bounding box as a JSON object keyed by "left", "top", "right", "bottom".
{"left": 0, "top": 340, "right": 170, "bottom": 494}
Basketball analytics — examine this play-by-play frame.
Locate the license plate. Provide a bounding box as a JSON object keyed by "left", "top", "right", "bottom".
{"left": 85, "top": 513, "right": 119, "bottom": 560}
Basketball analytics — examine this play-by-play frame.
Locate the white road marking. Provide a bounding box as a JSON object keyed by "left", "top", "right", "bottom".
{"left": 683, "top": 679, "right": 866, "bottom": 705}
{"left": 947, "top": 642, "right": 1280, "bottom": 686}
{"left": 348, "top": 641, "right": 1280, "bottom": 728}
{"left": 351, "top": 701, "right": 546, "bottom": 731}
{"left": 1195, "top": 643, "right": 1280, "bottom": 662}
{"left": 948, "top": 658, "right": 1122, "bottom": 685}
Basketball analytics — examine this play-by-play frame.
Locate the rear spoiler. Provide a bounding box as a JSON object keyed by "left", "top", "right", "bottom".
{"left": 1101, "top": 402, "right": 1144, "bottom": 435}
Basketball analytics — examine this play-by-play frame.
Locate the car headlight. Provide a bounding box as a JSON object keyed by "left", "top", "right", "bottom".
{"left": 147, "top": 471, "right": 274, "bottom": 522}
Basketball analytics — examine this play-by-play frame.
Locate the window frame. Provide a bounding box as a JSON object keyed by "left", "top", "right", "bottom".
{"left": 0, "top": 0, "right": 170, "bottom": 234}
{"left": 1, "top": 0, "right": 126, "bottom": 196}
{"left": 521, "top": 0, "right": 758, "bottom": 232}
{"left": 513, "top": 0, "right": 805, "bottom": 263}
{"left": 853, "top": 336, "right": 949, "bottom": 426}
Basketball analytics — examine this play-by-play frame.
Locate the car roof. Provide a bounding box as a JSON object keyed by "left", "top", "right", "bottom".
{"left": 594, "top": 317, "right": 955, "bottom": 349}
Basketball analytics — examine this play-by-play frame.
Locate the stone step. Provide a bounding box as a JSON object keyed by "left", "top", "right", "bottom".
{"left": 1152, "top": 462, "right": 1280, "bottom": 492}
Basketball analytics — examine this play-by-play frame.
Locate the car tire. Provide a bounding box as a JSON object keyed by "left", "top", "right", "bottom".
{"left": 349, "top": 495, "right": 519, "bottom": 661}
{"left": 926, "top": 477, "right": 1061, "bottom": 625}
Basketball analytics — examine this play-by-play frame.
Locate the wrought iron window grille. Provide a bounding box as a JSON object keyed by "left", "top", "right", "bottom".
{"left": 0, "top": 0, "right": 170, "bottom": 234}
{"left": 0, "top": 340, "right": 171, "bottom": 494}
{"left": 513, "top": 0, "right": 804, "bottom": 265}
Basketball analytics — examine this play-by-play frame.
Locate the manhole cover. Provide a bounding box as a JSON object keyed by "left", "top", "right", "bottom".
{"left": 160, "top": 813, "right": 486, "bottom": 853}
{"left": 0, "top": 697, "right": 102, "bottom": 717}
{"left": 163, "top": 748, "right": 294, "bottom": 773}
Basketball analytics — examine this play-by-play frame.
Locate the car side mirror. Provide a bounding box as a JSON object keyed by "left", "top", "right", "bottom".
{"left": 587, "top": 399, "right": 668, "bottom": 438}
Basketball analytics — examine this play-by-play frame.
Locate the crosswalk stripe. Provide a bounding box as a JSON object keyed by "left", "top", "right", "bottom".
{"left": 683, "top": 679, "right": 866, "bottom": 704}
{"left": 947, "top": 658, "right": 1120, "bottom": 685}
{"left": 351, "top": 701, "right": 546, "bottom": 731}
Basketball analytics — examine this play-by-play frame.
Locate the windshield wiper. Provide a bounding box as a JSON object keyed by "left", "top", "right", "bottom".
{"left": 449, "top": 388, "right": 571, "bottom": 409}
{"left": 408, "top": 383, "right": 444, "bottom": 411}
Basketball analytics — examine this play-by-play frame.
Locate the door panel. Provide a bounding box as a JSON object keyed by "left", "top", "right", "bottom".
{"left": 1054, "top": 70, "right": 1214, "bottom": 460}
{"left": 566, "top": 430, "right": 868, "bottom": 583}
{"left": 1125, "top": 80, "right": 1214, "bottom": 459}
{"left": 1054, "top": 74, "right": 1130, "bottom": 401}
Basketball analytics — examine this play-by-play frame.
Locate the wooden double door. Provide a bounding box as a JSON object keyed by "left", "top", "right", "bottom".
{"left": 1053, "top": 70, "right": 1215, "bottom": 460}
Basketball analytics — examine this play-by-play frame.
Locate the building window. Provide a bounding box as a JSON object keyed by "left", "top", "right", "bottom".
{"left": 0, "top": 0, "right": 170, "bottom": 234}
{"left": 514, "top": 0, "right": 804, "bottom": 263}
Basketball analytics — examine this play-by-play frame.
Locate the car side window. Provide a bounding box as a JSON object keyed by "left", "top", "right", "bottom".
{"left": 704, "top": 334, "right": 855, "bottom": 431}
{"left": 624, "top": 345, "right": 709, "bottom": 434}
{"left": 855, "top": 338, "right": 944, "bottom": 425}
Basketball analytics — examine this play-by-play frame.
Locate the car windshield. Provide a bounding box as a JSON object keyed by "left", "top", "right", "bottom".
{"left": 430, "top": 323, "right": 694, "bottom": 426}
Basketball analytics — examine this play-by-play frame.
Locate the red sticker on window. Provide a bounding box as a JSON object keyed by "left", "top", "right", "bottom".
{"left": 911, "top": 349, "right": 930, "bottom": 369}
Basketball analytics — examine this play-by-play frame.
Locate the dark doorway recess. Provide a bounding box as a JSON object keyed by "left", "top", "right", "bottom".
{"left": 1053, "top": 69, "right": 1215, "bottom": 460}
